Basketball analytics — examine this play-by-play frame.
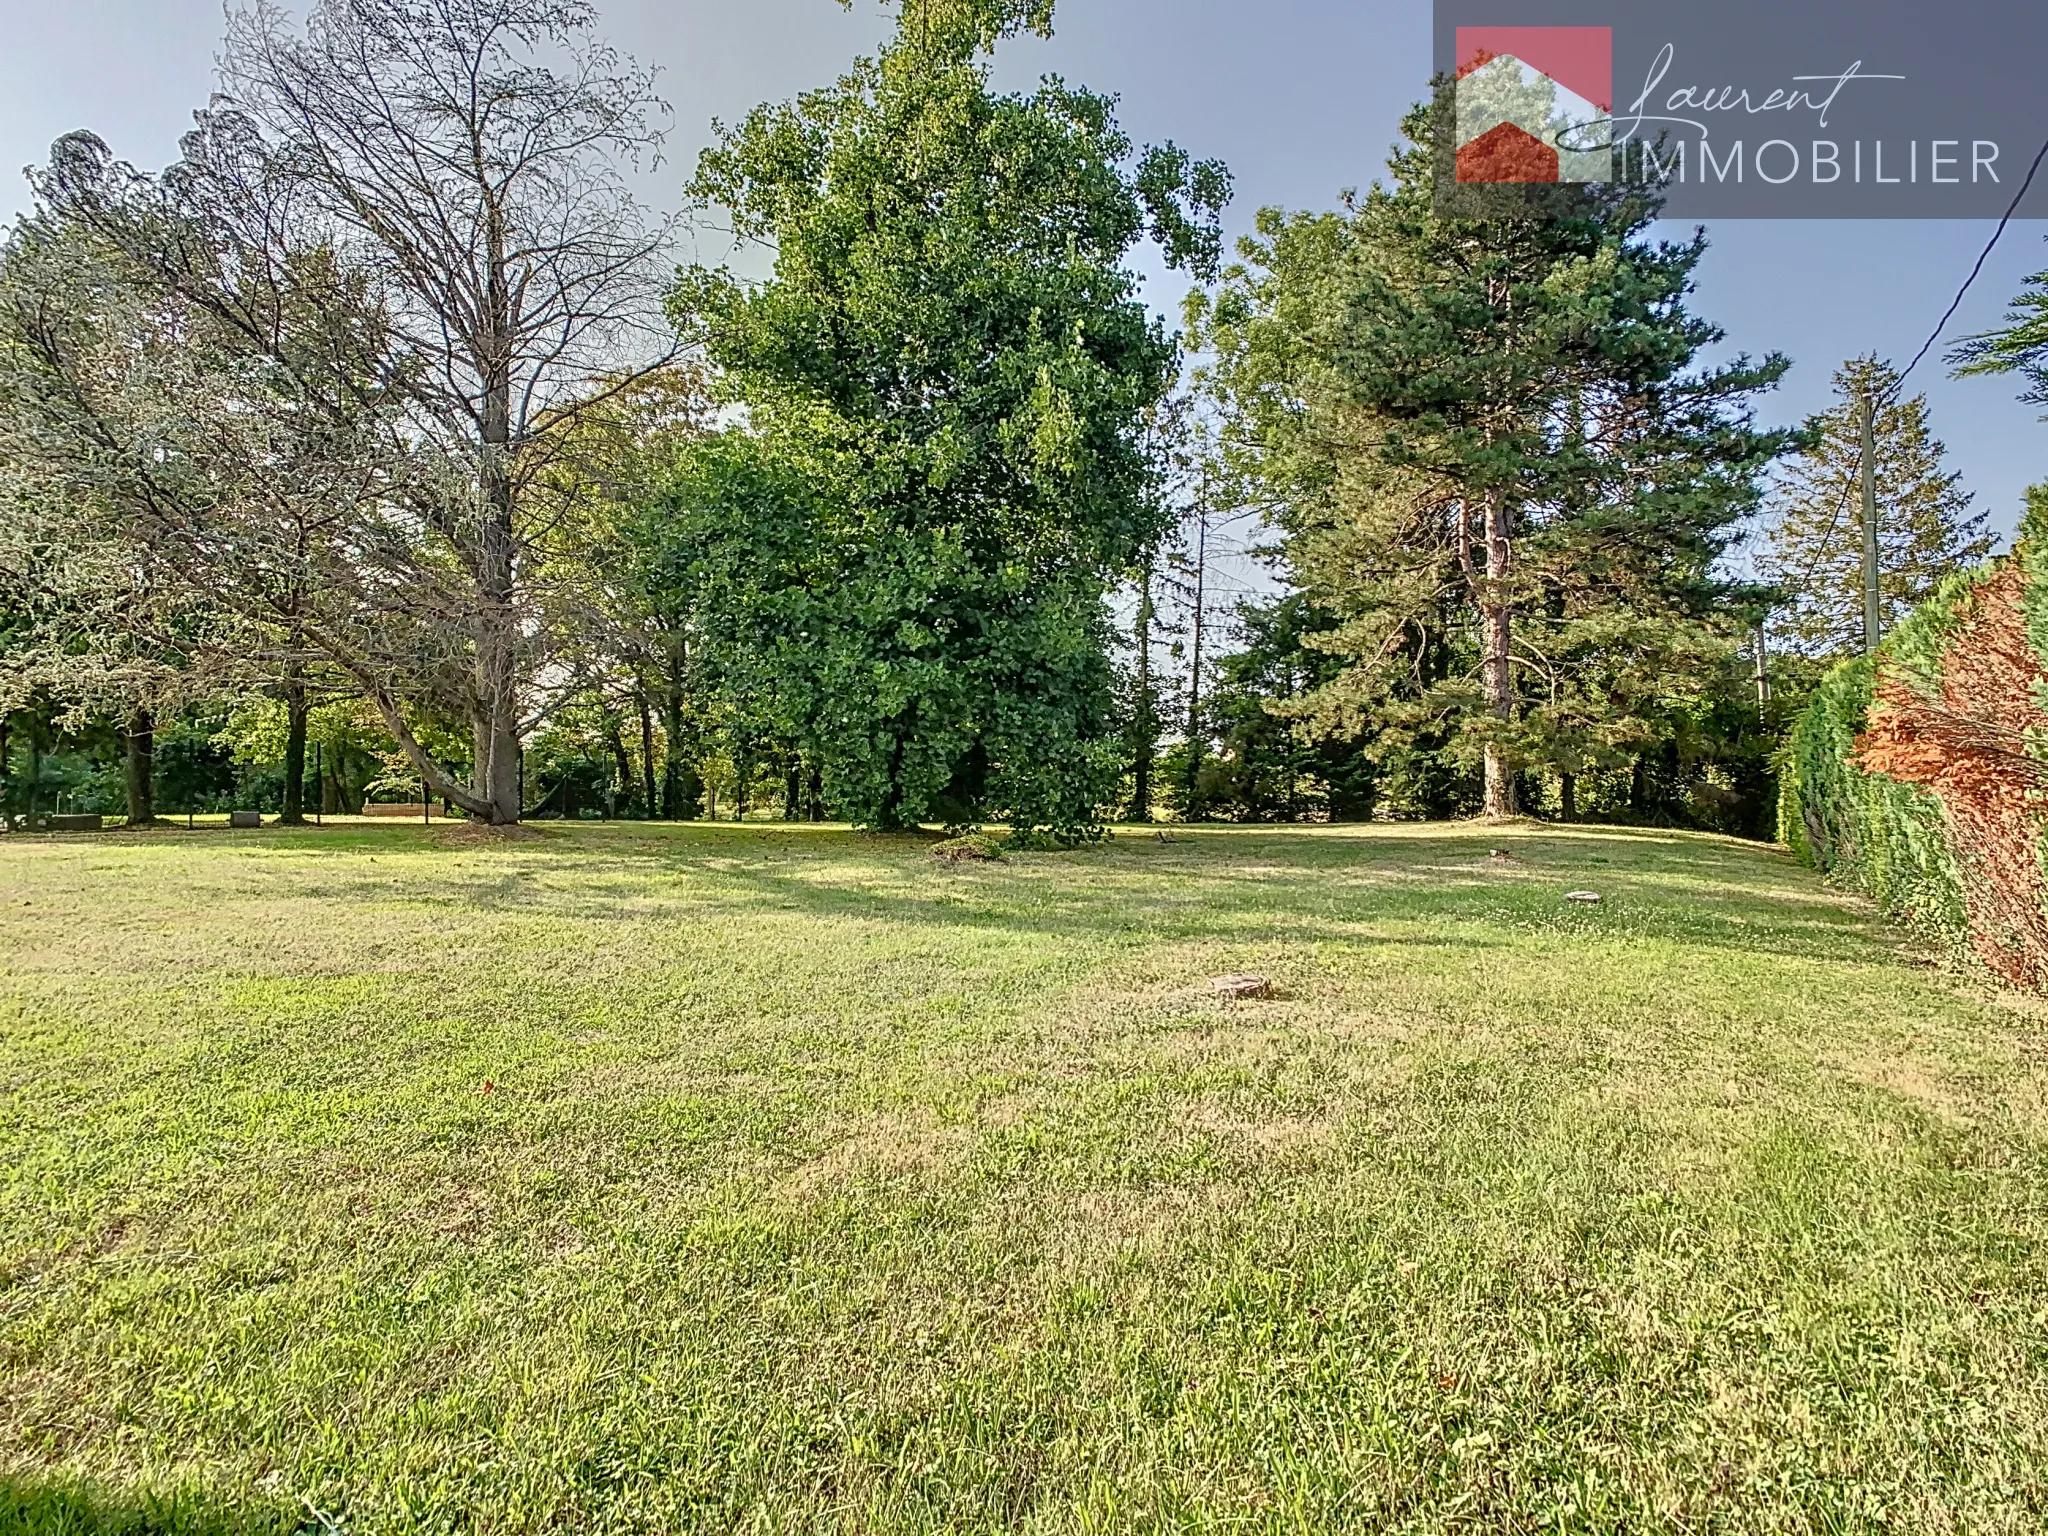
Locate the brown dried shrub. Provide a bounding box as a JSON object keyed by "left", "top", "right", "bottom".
{"left": 1857, "top": 567, "right": 2048, "bottom": 990}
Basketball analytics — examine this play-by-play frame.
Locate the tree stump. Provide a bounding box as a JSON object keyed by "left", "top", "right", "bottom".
{"left": 1210, "top": 973, "right": 1273, "bottom": 1000}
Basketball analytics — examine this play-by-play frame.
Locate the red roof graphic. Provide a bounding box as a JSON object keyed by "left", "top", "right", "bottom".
{"left": 1455, "top": 26, "right": 1612, "bottom": 115}
{"left": 1457, "top": 122, "right": 1560, "bottom": 184}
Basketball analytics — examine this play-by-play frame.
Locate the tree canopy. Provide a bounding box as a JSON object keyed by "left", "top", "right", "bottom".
{"left": 1191, "top": 103, "right": 1795, "bottom": 823}
{"left": 666, "top": 0, "right": 1228, "bottom": 836}
{"left": 1762, "top": 357, "right": 1994, "bottom": 657}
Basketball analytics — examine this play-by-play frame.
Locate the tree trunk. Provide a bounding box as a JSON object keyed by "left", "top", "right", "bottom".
{"left": 879, "top": 708, "right": 915, "bottom": 830}
{"left": 1481, "top": 494, "right": 1517, "bottom": 819}
{"left": 473, "top": 506, "right": 522, "bottom": 824}
{"left": 608, "top": 727, "right": 634, "bottom": 819}
{"left": 474, "top": 219, "right": 523, "bottom": 826}
{"left": 1185, "top": 519, "right": 1207, "bottom": 816}
{"left": 26, "top": 718, "right": 43, "bottom": 828}
{"left": 1132, "top": 561, "right": 1155, "bottom": 823}
{"left": 807, "top": 763, "right": 825, "bottom": 822}
{"left": 784, "top": 761, "right": 802, "bottom": 821}
{"left": 636, "top": 693, "right": 658, "bottom": 820}
{"left": 661, "top": 684, "right": 687, "bottom": 820}
{"left": 279, "top": 672, "right": 309, "bottom": 825}
{"left": 1560, "top": 772, "right": 1578, "bottom": 824}
{"left": 125, "top": 705, "right": 156, "bottom": 827}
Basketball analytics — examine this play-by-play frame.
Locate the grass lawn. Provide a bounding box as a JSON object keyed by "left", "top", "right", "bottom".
{"left": 2, "top": 819, "right": 2046, "bottom": 1534}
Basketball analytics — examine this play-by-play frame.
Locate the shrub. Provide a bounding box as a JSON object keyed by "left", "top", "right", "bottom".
{"left": 931, "top": 834, "right": 1004, "bottom": 862}
{"left": 1784, "top": 521, "right": 2048, "bottom": 986}
{"left": 1781, "top": 655, "right": 1972, "bottom": 964}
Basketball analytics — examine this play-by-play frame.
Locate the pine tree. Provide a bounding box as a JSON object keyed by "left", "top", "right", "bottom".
{"left": 1193, "top": 100, "right": 1793, "bottom": 820}
{"left": 1762, "top": 357, "right": 1995, "bottom": 656}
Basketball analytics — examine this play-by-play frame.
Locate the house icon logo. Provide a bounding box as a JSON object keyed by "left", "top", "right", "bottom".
{"left": 1455, "top": 26, "right": 1613, "bottom": 183}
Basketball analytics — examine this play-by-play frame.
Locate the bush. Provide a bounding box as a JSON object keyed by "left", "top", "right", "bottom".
{"left": 931, "top": 833, "right": 1004, "bottom": 862}
{"left": 1780, "top": 655, "right": 1972, "bottom": 963}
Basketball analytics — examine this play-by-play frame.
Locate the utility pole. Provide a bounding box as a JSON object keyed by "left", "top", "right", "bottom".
{"left": 1859, "top": 387, "right": 1881, "bottom": 656}
{"left": 1753, "top": 618, "right": 1771, "bottom": 710}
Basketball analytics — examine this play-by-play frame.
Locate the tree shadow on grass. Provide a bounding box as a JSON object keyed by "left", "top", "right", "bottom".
{"left": 0, "top": 1475, "right": 302, "bottom": 1536}
{"left": 226, "top": 821, "right": 1941, "bottom": 979}
{"left": 662, "top": 839, "right": 1912, "bottom": 973}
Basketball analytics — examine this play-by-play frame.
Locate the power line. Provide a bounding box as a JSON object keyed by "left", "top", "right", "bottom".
{"left": 1778, "top": 136, "right": 2048, "bottom": 608}
{"left": 1891, "top": 131, "right": 2048, "bottom": 395}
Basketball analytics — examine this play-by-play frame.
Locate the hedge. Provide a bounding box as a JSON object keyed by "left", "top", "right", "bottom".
{"left": 1778, "top": 652, "right": 1974, "bottom": 964}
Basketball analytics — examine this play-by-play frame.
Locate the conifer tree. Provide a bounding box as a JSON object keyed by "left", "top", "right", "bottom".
{"left": 1194, "top": 100, "right": 1792, "bottom": 820}
{"left": 1762, "top": 357, "right": 1993, "bottom": 656}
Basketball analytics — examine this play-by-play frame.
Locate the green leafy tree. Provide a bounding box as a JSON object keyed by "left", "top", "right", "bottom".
{"left": 1762, "top": 357, "right": 1994, "bottom": 656}
{"left": 532, "top": 366, "right": 720, "bottom": 821}
{"left": 1192, "top": 101, "right": 1793, "bottom": 820}
{"left": 669, "top": 0, "right": 1228, "bottom": 837}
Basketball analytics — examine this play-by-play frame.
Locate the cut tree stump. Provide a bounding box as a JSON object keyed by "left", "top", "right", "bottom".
{"left": 1210, "top": 973, "right": 1273, "bottom": 1000}
{"left": 1564, "top": 891, "right": 1603, "bottom": 904}
{"left": 931, "top": 835, "right": 1002, "bottom": 862}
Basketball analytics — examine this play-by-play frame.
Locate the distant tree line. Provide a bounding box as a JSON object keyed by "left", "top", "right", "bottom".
{"left": 0, "top": 0, "right": 2008, "bottom": 840}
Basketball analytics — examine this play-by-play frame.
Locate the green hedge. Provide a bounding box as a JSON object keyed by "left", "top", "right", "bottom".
{"left": 1778, "top": 554, "right": 2019, "bottom": 964}
{"left": 1782, "top": 496, "right": 2048, "bottom": 980}
{"left": 1779, "top": 655, "right": 1972, "bottom": 962}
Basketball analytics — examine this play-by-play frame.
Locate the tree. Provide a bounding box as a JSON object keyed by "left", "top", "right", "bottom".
{"left": 1953, "top": 258, "right": 2048, "bottom": 408}
{"left": 1192, "top": 100, "right": 1793, "bottom": 820}
{"left": 531, "top": 365, "right": 718, "bottom": 821}
{"left": 1188, "top": 593, "right": 1377, "bottom": 823}
{"left": 6, "top": 0, "right": 674, "bottom": 825}
{"left": 1124, "top": 554, "right": 1166, "bottom": 822}
{"left": 670, "top": 0, "right": 1228, "bottom": 837}
{"left": 0, "top": 461, "right": 248, "bottom": 827}
{"left": 1762, "top": 357, "right": 1994, "bottom": 655}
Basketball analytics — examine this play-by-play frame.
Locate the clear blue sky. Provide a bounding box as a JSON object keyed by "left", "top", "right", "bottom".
{"left": 4, "top": 0, "right": 2044, "bottom": 549}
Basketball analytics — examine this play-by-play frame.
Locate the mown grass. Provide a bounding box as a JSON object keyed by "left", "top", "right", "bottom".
{"left": 1, "top": 819, "right": 2045, "bottom": 1534}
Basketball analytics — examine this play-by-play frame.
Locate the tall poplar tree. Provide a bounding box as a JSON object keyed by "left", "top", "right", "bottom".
{"left": 669, "top": 0, "right": 1228, "bottom": 836}
{"left": 1762, "top": 357, "right": 1993, "bottom": 656}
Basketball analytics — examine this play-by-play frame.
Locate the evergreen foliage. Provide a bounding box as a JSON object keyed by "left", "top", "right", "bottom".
{"left": 1762, "top": 357, "right": 1993, "bottom": 656}
{"left": 1192, "top": 102, "right": 1794, "bottom": 824}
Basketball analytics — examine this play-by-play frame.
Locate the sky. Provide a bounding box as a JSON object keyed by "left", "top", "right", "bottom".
{"left": 3, "top": 0, "right": 2045, "bottom": 566}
